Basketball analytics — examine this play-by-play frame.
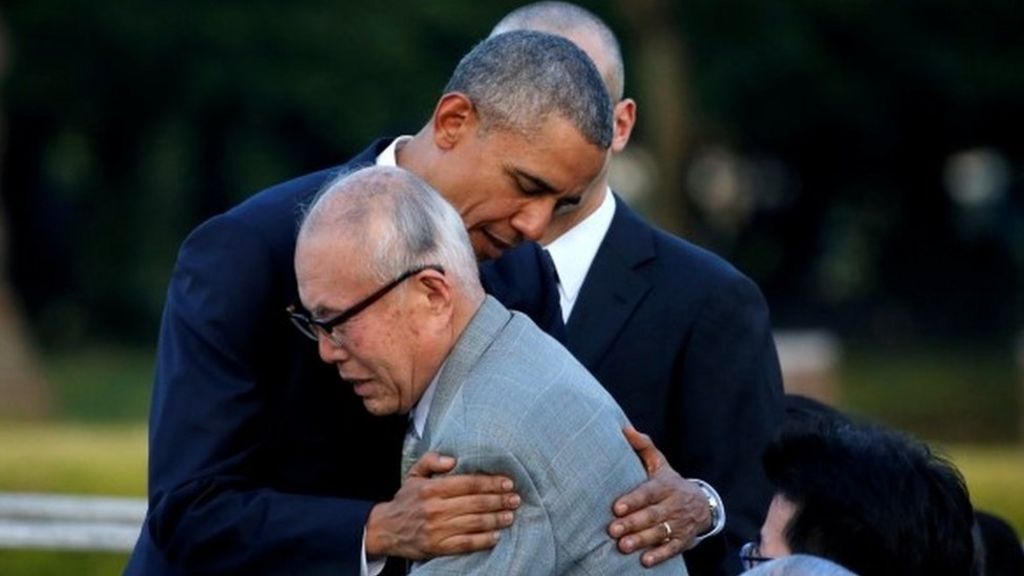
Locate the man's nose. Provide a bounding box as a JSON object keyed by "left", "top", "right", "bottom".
{"left": 317, "top": 333, "right": 349, "bottom": 364}
{"left": 511, "top": 200, "right": 554, "bottom": 241}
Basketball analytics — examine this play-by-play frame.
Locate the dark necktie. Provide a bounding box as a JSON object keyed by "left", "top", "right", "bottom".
{"left": 478, "top": 242, "right": 566, "bottom": 341}
{"left": 541, "top": 248, "right": 560, "bottom": 285}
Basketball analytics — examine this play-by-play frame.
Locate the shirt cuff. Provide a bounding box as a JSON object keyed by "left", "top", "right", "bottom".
{"left": 362, "top": 528, "right": 386, "bottom": 576}
{"left": 686, "top": 478, "right": 726, "bottom": 548}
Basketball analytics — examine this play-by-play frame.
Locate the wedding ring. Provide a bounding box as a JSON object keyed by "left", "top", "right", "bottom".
{"left": 661, "top": 521, "right": 673, "bottom": 543}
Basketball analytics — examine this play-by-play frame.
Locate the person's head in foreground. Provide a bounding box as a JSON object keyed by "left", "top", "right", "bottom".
{"left": 742, "top": 418, "right": 976, "bottom": 575}
{"left": 293, "top": 165, "right": 485, "bottom": 415}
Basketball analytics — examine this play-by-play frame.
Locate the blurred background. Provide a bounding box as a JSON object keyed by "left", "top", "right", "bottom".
{"left": 0, "top": 0, "right": 1021, "bottom": 572}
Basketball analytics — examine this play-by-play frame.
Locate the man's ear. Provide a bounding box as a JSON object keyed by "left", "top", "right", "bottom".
{"left": 432, "top": 93, "right": 477, "bottom": 151}
{"left": 611, "top": 98, "right": 637, "bottom": 153}
{"left": 414, "top": 268, "right": 454, "bottom": 320}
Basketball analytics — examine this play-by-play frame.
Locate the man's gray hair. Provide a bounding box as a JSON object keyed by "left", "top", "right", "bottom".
{"left": 490, "top": 2, "right": 626, "bottom": 101}
{"left": 300, "top": 166, "right": 481, "bottom": 293}
{"left": 444, "top": 29, "right": 612, "bottom": 149}
{"left": 742, "top": 555, "right": 858, "bottom": 576}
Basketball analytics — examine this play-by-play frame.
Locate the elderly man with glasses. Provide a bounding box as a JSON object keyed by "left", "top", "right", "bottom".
{"left": 292, "top": 164, "right": 687, "bottom": 575}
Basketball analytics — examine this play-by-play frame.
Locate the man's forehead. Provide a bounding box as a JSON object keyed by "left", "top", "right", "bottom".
{"left": 505, "top": 123, "right": 599, "bottom": 183}
{"left": 297, "top": 233, "right": 364, "bottom": 286}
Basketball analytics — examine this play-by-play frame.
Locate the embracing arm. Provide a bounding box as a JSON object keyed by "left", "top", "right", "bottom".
{"left": 409, "top": 449, "right": 556, "bottom": 575}
{"left": 607, "top": 273, "right": 782, "bottom": 573}
{"left": 674, "top": 273, "right": 783, "bottom": 573}
{"left": 609, "top": 427, "right": 723, "bottom": 567}
{"left": 143, "top": 215, "right": 519, "bottom": 573}
{"left": 143, "top": 215, "right": 377, "bottom": 573}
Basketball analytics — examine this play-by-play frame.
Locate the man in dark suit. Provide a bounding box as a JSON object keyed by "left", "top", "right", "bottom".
{"left": 126, "top": 31, "right": 617, "bottom": 575}
{"left": 488, "top": 5, "right": 785, "bottom": 575}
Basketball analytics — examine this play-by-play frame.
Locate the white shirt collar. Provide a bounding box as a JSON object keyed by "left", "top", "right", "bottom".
{"left": 544, "top": 187, "right": 616, "bottom": 322}
{"left": 375, "top": 135, "right": 413, "bottom": 167}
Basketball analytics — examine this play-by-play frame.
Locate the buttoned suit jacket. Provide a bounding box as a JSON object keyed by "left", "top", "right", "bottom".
{"left": 124, "top": 139, "right": 564, "bottom": 575}
{"left": 488, "top": 196, "right": 784, "bottom": 576}
{"left": 408, "top": 296, "right": 686, "bottom": 576}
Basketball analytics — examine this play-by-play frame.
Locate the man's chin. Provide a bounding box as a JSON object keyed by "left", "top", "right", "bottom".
{"left": 361, "top": 399, "right": 397, "bottom": 417}
{"left": 471, "top": 230, "right": 517, "bottom": 261}
{"left": 470, "top": 238, "right": 500, "bottom": 261}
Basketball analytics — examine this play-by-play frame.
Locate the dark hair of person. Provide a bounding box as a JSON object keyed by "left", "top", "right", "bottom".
{"left": 444, "top": 30, "right": 612, "bottom": 149}
{"left": 763, "top": 419, "right": 976, "bottom": 575}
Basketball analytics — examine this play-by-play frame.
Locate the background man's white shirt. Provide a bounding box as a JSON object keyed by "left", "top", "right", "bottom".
{"left": 543, "top": 187, "right": 615, "bottom": 323}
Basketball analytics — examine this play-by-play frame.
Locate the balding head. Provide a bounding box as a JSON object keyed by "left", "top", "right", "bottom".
{"left": 295, "top": 166, "right": 485, "bottom": 416}
{"left": 299, "top": 166, "right": 481, "bottom": 292}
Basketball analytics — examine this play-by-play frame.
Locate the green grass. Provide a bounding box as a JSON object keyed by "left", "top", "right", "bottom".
{"left": 0, "top": 422, "right": 144, "bottom": 575}
{"left": 839, "top": 344, "right": 1020, "bottom": 443}
{"left": 0, "top": 422, "right": 146, "bottom": 495}
{"left": 0, "top": 550, "right": 129, "bottom": 575}
{"left": 946, "top": 444, "right": 1024, "bottom": 538}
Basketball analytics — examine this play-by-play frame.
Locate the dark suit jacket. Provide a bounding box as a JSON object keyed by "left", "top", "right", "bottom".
{"left": 488, "top": 196, "right": 784, "bottom": 576}
{"left": 126, "top": 140, "right": 401, "bottom": 575}
{"left": 125, "top": 139, "right": 563, "bottom": 575}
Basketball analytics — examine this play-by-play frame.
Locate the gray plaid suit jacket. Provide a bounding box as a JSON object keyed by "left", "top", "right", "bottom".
{"left": 408, "top": 296, "right": 687, "bottom": 575}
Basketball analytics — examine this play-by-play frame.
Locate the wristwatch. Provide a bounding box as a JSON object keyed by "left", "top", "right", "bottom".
{"left": 687, "top": 478, "right": 726, "bottom": 547}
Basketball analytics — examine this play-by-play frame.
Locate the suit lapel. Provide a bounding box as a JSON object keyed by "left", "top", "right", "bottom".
{"left": 566, "top": 196, "right": 655, "bottom": 369}
{"left": 421, "top": 296, "right": 512, "bottom": 447}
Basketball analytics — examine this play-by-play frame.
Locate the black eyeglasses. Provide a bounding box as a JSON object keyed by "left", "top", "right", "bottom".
{"left": 287, "top": 264, "right": 445, "bottom": 346}
{"left": 739, "top": 540, "right": 773, "bottom": 570}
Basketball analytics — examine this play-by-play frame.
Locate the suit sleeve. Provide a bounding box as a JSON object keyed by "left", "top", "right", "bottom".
{"left": 409, "top": 446, "right": 555, "bottom": 575}
{"left": 676, "top": 273, "right": 784, "bottom": 575}
{"left": 413, "top": 400, "right": 685, "bottom": 575}
{"left": 142, "top": 214, "right": 371, "bottom": 575}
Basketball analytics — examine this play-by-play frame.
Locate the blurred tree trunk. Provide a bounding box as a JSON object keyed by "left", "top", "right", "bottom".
{"left": 615, "top": 0, "right": 693, "bottom": 236}
{"left": 0, "top": 14, "right": 51, "bottom": 418}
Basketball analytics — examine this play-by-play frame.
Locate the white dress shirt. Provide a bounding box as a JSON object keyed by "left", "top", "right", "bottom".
{"left": 543, "top": 187, "right": 616, "bottom": 323}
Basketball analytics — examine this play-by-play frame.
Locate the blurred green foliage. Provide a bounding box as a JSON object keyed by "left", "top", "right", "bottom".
{"left": 3, "top": 1, "right": 1023, "bottom": 351}
{"left": 4, "top": 0, "right": 572, "bottom": 346}
{"left": 43, "top": 347, "right": 154, "bottom": 422}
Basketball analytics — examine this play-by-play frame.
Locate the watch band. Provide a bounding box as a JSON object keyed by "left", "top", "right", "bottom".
{"left": 687, "top": 478, "right": 726, "bottom": 547}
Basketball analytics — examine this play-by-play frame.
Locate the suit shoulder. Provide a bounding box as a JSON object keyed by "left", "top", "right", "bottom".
{"left": 630, "top": 217, "right": 765, "bottom": 305}
{"left": 457, "top": 315, "right": 626, "bottom": 427}
{"left": 654, "top": 223, "right": 743, "bottom": 277}
{"left": 223, "top": 166, "right": 345, "bottom": 233}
